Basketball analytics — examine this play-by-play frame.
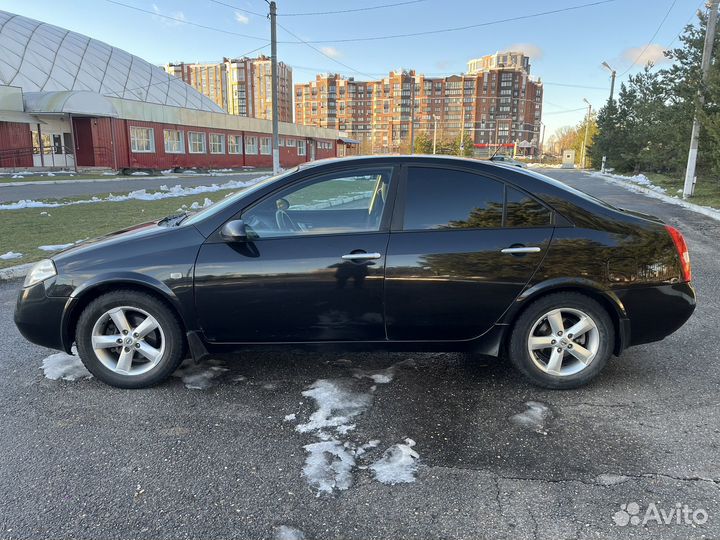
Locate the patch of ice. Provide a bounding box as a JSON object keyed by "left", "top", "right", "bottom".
{"left": 172, "top": 359, "right": 228, "bottom": 390}
{"left": 41, "top": 352, "right": 92, "bottom": 381}
{"left": 273, "top": 525, "right": 305, "bottom": 540}
{"left": 369, "top": 438, "right": 420, "bottom": 484}
{"left": 295, "top": 379, "right": 373, "bottom": 434}
{"left": 283, "top": 413, "right": 296, "bottom": 422}
{"left": 0, "top": 251, "right": 22, "bottom": 260}
{"left": 38, "top": 243, "right": 74, "bottom": 252}
{"left": 510, "top": 401, "right": 551, "bottom": 432}
{"left": 352, "top": 358, "right": 416, "bottom": 385}
{"left": 302, "top": 439, "right": 356, "bottom": 494}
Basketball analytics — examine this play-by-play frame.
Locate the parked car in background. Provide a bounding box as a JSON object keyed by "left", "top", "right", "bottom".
{"left": 490, "top": 155, "right": 527, "bottom": 167}
{"left": 15, "top": 156, "right": 695, "bottom": 390}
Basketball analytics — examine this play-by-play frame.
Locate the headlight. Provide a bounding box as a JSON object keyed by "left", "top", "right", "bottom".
{"left": 23, "top": 259, "right": 57, "bottom": 288}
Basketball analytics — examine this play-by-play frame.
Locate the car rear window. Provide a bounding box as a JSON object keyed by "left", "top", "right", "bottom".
{"left": 403, "top": 167, "right": 504, "bottom": 230}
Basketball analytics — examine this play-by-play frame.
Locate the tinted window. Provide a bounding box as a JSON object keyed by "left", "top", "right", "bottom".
{"left": 505, "top": 187, "right": 552, "bottom": 227}
{"left": 403, "top": 167, "right": 503, "bottom": 230}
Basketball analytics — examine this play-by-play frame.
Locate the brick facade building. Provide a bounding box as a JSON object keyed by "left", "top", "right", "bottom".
{"left": 294, "top": 52, "right": 543, "bottom": 155}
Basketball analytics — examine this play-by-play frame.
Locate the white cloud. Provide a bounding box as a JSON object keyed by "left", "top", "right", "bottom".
{"left": 503, "top": 43, "right": 543, "bottom": 59}
{"left": 320, "top": 46, "right": 342, "bottom": 59}
{"left": 621, "top": 44, "right": 670, "bottom": 66}
{"left": 234, "top": 11, "right": 250, "bottom": 24}
{"left": 152, "top": 3, "right": 186, "bottom": 27}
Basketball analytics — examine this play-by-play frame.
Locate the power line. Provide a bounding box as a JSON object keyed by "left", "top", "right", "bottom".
{"left": 618, "top": 0, "right": 678, "bottom": 77}
{"left": 665, "top": 1, "right": 704, "bottom": 50}
{"left": 281, "top": 0, "right": 427, "bottom": 16}
{"left": 276, "top": 0, "right": 619, "bottom": 43}
{"left": 275, "top": 21, "right": 378, "bottom": 79}
{"left": 207, "top": 0, "right": 266, "bottom": 17}
{"left": 103, "top": 0, "right": 266, "bottom": 40}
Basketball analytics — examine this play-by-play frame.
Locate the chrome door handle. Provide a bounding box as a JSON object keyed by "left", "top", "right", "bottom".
{"left": 341, "top": 252, "right": 382, "bottom": 260}
{"left": 501, "top": 246, "right": 541, "bottom": 254}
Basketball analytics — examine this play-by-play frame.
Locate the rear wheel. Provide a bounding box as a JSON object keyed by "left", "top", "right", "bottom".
{"left": 508, "top": 292, "right": 614, "bottom": 389}
{"left": 76, "top": 290, "right": 185, "bottom": 389}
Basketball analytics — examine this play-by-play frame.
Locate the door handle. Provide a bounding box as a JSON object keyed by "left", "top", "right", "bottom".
{"left": 341, "top": 252, "right": 382, "bottom": 260}
{"left": 501, "top": 246, "right": 541, "bottom": 254}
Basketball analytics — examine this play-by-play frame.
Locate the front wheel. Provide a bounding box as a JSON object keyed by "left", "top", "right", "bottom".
{"left": 508, "top": 293, "right": 615, "bottom": 389}
{"left": 76, "top": 290, "right": 186, "bottom": 389}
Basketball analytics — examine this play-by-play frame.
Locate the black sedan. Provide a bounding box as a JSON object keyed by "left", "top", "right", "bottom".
{"left": 15, "top": 156, "right": 695, "bottom": 389}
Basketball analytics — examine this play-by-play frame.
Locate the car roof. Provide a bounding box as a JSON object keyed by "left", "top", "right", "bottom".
{"left": 298, "top": 154, "right": 509, "bottom": 170}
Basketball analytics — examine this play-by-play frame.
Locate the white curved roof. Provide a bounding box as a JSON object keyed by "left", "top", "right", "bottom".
{"left": 0, "top": 10, "right": 225, "bottom": 113}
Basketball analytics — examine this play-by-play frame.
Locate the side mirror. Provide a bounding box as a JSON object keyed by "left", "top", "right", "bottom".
{"left": 220, "top": 220, "right": 248, "bottom": 242}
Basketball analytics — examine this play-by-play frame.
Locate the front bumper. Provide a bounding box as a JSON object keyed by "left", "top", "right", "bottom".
{"left": 14, "top": 280, "right": 68, "bottom": 351}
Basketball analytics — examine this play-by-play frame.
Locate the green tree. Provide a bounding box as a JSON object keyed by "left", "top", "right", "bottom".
{"left": 413, "top": 131, "right": 433, "bottom": 154}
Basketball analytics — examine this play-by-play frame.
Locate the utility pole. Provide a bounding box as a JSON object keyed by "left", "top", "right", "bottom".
{"left": 409, "top": 75, "right": 416, "bottom": 154}
{"left": 601, "top": 62, "right": 616, "bottom": 171}
{"left": 581, "top": 98, "right": 591, "bottom": 169}
{"left": 458, "top": 97, "right": 466, "bottom": 156}
{"left": 269, "top": 1, "right": 280, "bottom": 174}
{"left": 432, "top": 114, "right": 438, "bottom": 154}
{"left": 683, "top": 0, "right": 719, "bottom": 198}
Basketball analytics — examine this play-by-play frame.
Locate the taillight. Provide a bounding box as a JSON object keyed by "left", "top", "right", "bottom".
{"left": 665, "top": 225, "right": 691, "bottom": 282}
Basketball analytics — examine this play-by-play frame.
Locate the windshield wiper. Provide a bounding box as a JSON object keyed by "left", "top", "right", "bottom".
{"left": 157, "top": 211, "right": 189, "bottom": 227}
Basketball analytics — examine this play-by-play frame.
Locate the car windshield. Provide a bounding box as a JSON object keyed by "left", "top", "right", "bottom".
{"left": 181, "top": 168, "right": 298, "bottom": 226}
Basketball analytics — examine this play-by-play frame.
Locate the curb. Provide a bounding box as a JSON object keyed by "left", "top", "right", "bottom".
{"left": 593, "top": 173, "right": 720, "bottom": 223}
{"left": 0, "top": 262, "right": 32, "bottom": 281}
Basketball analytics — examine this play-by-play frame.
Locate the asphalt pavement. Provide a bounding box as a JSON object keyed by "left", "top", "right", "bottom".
{"left": 0, "top": 168, "right": 718, "bottom": 540}
{"left": 0, "top": 172, "right": 269, "bottom": 203}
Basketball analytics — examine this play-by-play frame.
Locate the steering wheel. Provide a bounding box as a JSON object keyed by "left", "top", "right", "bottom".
{"left": 276, "top": 209, "right": 300, "bottom": 232}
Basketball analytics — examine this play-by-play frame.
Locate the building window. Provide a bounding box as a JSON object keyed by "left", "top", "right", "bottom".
{"left": 228, "top": 134, "right": 242, "bottom": 154}
{"left": 297, "top": 140, "right": 306, "bottom": 156}
{"left": 285, "top": 138, "right": 296, "bottom": 147}
{"left": 260, "top": 137, "right": 272, "bottom": 155}
{"left": 278, "top": 137, "right": 284, "bottom": 147}
{"left": 163, "top": 129, "right": 184, "bottom": 153}
{"left": 210, "top": 133, "right": 226, "bottom": 154}
{"left": 188, "top": 132, "right": 206, "bottom": 154}
{"left": 130, "top": 126, "right": 155, "bottom": 153}
{"left": 245, "top": 136, "right": 258, "bottom": 154}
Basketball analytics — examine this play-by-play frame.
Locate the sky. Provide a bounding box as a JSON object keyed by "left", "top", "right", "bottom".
{"left": 0, "top": 0, "right": 704, "bottom": 137}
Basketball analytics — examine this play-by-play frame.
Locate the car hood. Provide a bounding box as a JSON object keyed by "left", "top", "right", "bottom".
{"left": 52, "top": 220, "right": 167, "bottom": 261}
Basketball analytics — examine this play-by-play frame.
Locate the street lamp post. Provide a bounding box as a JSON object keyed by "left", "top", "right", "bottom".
{"left": 600, "top": 61, "right": 616, "bottom": 172}
{"left": 581, "top": 98, "right": 592, "bottom": 169}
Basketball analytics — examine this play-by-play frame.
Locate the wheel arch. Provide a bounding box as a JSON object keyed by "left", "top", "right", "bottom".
{"left": 60, "top": 274, "right": 188, "bottom": 354}
{"left": 498, "top": 278, "right": 629, "bottom": 356}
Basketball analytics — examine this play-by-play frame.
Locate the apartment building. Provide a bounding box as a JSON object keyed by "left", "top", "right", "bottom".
{"left": 163, "top": 56, "right": 293, "bottom": 122}
{"left": 294, "top": 52, "right": 543, "bottom": 155}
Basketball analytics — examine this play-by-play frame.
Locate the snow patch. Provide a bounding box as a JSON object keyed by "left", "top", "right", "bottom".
{"left": 302, "top": 440, "right": 356, "bottom": 494}
{"left": 41, "top": 352, "right": 92, "bottom": 381}
{"left": 591, "top": 171, "right": 666, "bottom": 193}
{"left": 283, "top": 413, "right": 296, "bottom": 422}
{"left": 295, "top": 379, "right": 373, "bottom": 434}
{"left": 38, "top": 243, "right": 74, "bottom": 252}
{"left": 273, "top": 525, "right": 305, "bottom": 540}
{"left": 369, "top": 438, "right": 420, "bottom": 484}
{"left": 130, "top": 171, "right": 149, "bottom": 176}
{"left": 0, "top": 251, "right": 22, "bottom": 260}
{"left": 0, "top": 176, "right": 269, "bottom": 211}
{"left": 173, "top": 359, "right": 229, "bottom": 390}
{"left": 510, "top": 401, "right": 551, "bottom": 432}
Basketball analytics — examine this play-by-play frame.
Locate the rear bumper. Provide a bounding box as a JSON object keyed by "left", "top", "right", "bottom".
{"left": 14, "top": 281, "right": 67, "bottom": 351}
{"left": 616, "top": 282, "right": 696, "bottom": 346}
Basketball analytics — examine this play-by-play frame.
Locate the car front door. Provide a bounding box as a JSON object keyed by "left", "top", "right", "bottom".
{"left": 194, "top": 166, "right": 397, "bottom": 343}
{"left": 384, "top": 165, "right": 554, "bottom": 341}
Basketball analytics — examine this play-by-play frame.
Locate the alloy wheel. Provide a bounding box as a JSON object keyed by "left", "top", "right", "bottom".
{"left": 90, "top": 306, "right": 166, "bottom": 376}
{"left": 527, "top": 307, "right": 600, "bottom": 377}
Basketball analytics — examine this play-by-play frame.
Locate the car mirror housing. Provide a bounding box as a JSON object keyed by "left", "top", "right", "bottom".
{"left": 220, "top": 220, "right": 248, "bottom": 242}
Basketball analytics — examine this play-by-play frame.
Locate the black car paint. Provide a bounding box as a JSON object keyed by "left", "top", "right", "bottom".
{"left": 15, "top": 156, "right": 696, "bottom": 361}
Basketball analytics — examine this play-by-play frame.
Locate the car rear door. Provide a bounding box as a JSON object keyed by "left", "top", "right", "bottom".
{"left": 194, "top": 165, "right": 398, "bottom": 343}
{"left": 384, "top": 164, "right": 554, "bottom": 341}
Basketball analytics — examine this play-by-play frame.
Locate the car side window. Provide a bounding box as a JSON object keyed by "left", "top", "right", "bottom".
{"left": 505, "top": 187, "right": 552, "bottom": 227}
{"left": 241, "top": 168, "right": 393, "bottom": 238}
{"left": 402, "top": 167, "right": 503, "bottom": 230}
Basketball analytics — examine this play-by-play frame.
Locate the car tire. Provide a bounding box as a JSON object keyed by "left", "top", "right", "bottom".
{"left": 508, "top": 292, "right": 614, "bottom": 389}
{"left": 76, "top": 290, "right": 186, "bottom": 389}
